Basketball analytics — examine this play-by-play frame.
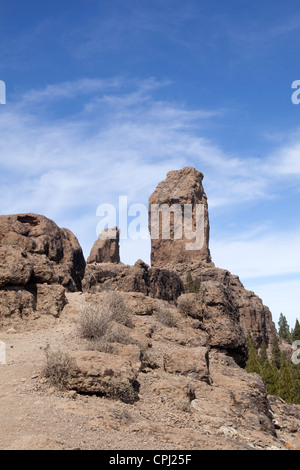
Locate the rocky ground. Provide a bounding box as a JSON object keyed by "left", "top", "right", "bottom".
{"left": 1, "top": 291, "right": 299, "bottom": 451}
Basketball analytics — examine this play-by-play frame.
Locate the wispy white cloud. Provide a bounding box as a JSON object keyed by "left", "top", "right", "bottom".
{"left": 211, "top": 228, "right": 300, "bottom": 279}
{"left": 1, "top": 76, "right": 300, "bottom": 273}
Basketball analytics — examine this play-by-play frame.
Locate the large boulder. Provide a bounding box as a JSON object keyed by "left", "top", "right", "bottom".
{"left": 65, "top": 351, "right": 140, "bottom": 404}
{"left": 0, "top": 213, "right": 84, "bottom": 327}
{"left": 0, "top": 213, "right": 85, "bottom": 291}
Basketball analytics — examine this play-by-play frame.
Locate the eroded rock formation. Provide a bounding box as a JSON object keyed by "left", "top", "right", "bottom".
{"left": 0, "top": 213, "right": 86, "bottom": 291}
{"left": 149, "top": 168, "right": 277, "bottom": 350}
{"left": 149, "top": 167, "right": 211, "bottom": 270}
{"left": 0, "top": 213, "right": 86, "bottom": 326}
{"left": 83, "top": 259, "right": 184, "bottom": 302}
{"left": 87, "top": 227, "right": 120, "bottom": 264}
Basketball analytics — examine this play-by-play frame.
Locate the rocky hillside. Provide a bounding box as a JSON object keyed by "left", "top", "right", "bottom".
{"left": 0, "top": 167, "right": 299, "bottom": 450}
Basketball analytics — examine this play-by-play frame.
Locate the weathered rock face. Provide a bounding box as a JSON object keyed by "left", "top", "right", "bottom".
{"left": 83, "top": 259, "right": 184, "bottom": 302}
{"left": 0, "top": 213, "right": 86, "bottom": 291}
{"left": 65, "top": 351, "right": 140, "bottom": 404}
{"left": 87, "top": 227, "right": 120, "bottom": 264}
{"left": 149, "top": 167, "right": 211, "bottom": 270}
{"left": 0, "top": 283, "right": 67, "bottom": 326}
{"left": 177, "top": 280, "right": 247, "bottom": 366}
{"left": 0, "top": 243, "right": 67, "bottom": 324}
{"left": 149, "top": 168, "right": 277, "bottom": 351}
{"left": 0, "top": 213, "right": 84, "bottom": 327}
{"left": 163, "top": 346, "right": 210, "bottom": 382}
{"left": 189, "top": 265, "right": 277, "bottom": 348}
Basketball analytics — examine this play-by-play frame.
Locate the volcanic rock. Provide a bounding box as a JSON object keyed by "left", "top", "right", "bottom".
{"left": 149, "top": 168, "right": 277, "bottom": 350}
{"left": 149, "top": 167, "right": 211, "bottom": 270}
{"left": 65, "top": 350, "right": 139, "bottom": 403}
{"left": 82, "top": 259, "right": 184, "bottom": 302}
{"left": 87, "top": 227, "right": 120, "bottom": 264}
{"left": 0, "top": 213, "right": 85, "bottom": 291}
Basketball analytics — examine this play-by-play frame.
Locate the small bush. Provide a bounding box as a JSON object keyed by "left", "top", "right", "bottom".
{"left": 156, "top": 309, "right": 178, "bottom": 328}
{"left": 105, "top": 326, "right": 138, "bottom": 346}
{"left": 78, "top": 302, "right": 112, "bottom": 340}
{"left": 105, "top": 379, "right": 139, "bottom": 404}
{"left": 106, "top": 292, "right": 134, "bottom": 328}
{"left": 177, "top": 296, "right": 193, "bottom": 317}
{"left": 140, "top": 349, "right": 159, "bottom": 370}
{"left": 42, "top": 348, "right": 78, "bottom": 388}
{"left": 89, "top": 338, "right": 116, "bottom": 354}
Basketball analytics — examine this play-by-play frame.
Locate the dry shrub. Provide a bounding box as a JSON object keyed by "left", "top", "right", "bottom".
{"left": 78, "top": 293, "right": 133, "bottom": 341}
{"left": 104, "top": 378, "right": 139, "bottom": 404}
{"left": 106, "top": 292, "right": 134, "bottom": 328}
{"left": 105, "top": 326, "right": 138, "bottom": 346}
{"left": 140, "top": 348, "right": 159, "bottom": 370}
{"left": 177, "top": 296, "right": 194, "bottom": 317}
{"left": 42, "top": 348, "right": 78, "bottom": 388}
{"left": 89, "top": 338, "right": 116, "bottom": 354}
{"left": 156, "top": 309, "right": 178, "bottom": 328}
{"left": 78, "top": 301, "right": 112, "bottom": 340}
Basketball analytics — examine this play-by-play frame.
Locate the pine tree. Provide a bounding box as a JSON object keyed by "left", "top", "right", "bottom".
{"left": 261, "top": 359, "right": 278, "bottom": 396}
{"left": 271, "top": 335, "right": 282, "bottom": 370}
{"left": 292, "top": 319, "right": 300, "bottom": 342}
{"left": 278, "top": 313, "right": 291, "bottom": 343}
{"left": 245, "top": 334, "right": 262, "bottom": 375}
{"left": 259, "top": 341, "right": 268, "bottom": 364}
{"left": 291, "top": 364, "right": 300, "bottom": 404}
{"left": 278, "top": 360, "right": 294, "bottom": 403}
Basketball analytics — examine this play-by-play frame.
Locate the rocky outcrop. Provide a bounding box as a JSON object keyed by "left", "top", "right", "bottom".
{"left": 65, "top": 351, "right": 140, "bottom": 404}
{"left": 0, "top": 213, "right": 85, "bottom": 327}
{"left": 187, "top": 265, "right": 277, "bottom": 348}
{"left": 83, "top": 259, "right": 184, "bottom": 302}
{"left": 0, "top": 213, "right": 85, "bottom": 291}
{"left": 0, "top": 283, "right": 67, "bottom": 325}
{"left": 163, "top": 346, "right": 209, "bottom": 382}
{"left": 149, "top": 169, "right": 277, "bottom": 350}
{"left": 87, "top": 227, "right": 120, "bottom": 264}
{"left": 0, "top": 243, "right": 67, "bottom": 325}
{"left": 55, "top": 291, "right": 295, "bottom": 450}
{"left": 149, "top": 167, "right": 211, "bottom": 270}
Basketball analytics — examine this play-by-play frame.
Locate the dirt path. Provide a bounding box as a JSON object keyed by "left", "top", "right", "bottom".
{"left": 0, "top": 315, "right": 218, "bottom": 450}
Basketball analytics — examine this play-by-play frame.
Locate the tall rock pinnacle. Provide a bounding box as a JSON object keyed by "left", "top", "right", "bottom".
{"left": 149, "top": 167, "right": 211, "bottom": 272}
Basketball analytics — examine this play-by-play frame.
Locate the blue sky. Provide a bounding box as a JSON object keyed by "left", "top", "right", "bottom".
{"left": 1, "top": 0, "right": 300, "bottom": 327}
